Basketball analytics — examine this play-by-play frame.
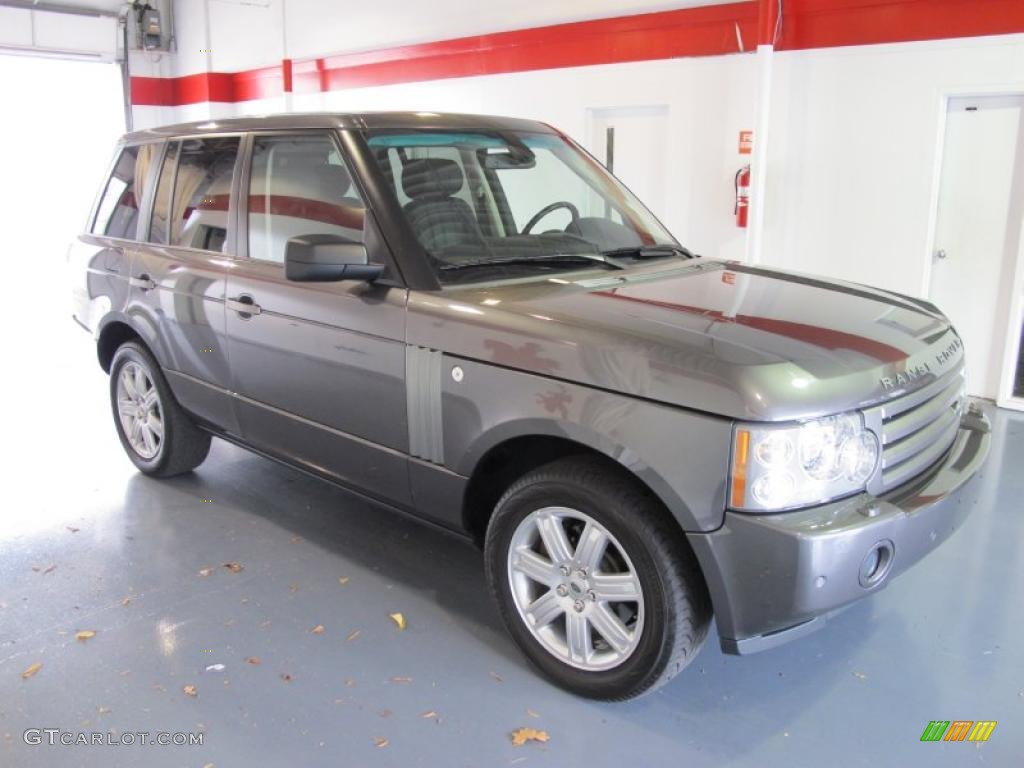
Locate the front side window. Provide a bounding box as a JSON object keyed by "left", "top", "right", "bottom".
{"left": 92, "top": 143, "right": 158, "bottom": 239}
{"left": 365, "top": 130, "right": 678, "bottom": 284}
{"left": 168, "top": 137, "right": 240, "bottom": 252}
{"left": 247, "top": 133, "right": 365, "bottom": 264}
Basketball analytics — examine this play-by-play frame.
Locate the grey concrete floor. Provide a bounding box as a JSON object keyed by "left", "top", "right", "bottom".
{"left": 2, "top": 319, "right": 1023, "bottom": 768}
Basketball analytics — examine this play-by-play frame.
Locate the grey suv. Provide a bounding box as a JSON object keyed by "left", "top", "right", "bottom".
{"left": 71, "top": 112, "right": 990, "bottom": 700}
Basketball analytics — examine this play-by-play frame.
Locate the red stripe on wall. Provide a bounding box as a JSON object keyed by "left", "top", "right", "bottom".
{"left": 194, "top": 192, "right": 365, "bottom": 229}
{"left": 779, "top": 0, "right": 1024, "bottom": 50}
{"left": 130, "top": 2, "right": 756, "bottom": 106}
{"left": 249, "top": 195, "right": 365, "bottom": 230}
{"left": 129, "top": 0, "right": 1024, "bottom": 107}
{"left": 293, "top": 2, "right": 756, "bottom": 92}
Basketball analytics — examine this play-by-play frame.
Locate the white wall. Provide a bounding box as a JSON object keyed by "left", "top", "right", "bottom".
{"left": 761, "top": 33, "right": 1024, "bottom": 297}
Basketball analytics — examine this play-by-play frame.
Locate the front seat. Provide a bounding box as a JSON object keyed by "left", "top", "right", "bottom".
{"left": 401, "top": 158, "right": 484, "bottom": 254}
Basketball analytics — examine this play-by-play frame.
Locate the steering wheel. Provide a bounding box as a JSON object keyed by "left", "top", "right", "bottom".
{"left": 522, "top": 201, "right": 581, "bottom": 235}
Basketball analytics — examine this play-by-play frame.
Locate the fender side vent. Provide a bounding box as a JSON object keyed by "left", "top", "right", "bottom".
{"left": 406, "top": 346, "right": 444, "bottom": 464}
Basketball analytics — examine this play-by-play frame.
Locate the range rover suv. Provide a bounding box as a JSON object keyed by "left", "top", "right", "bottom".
{"left": 71, "top": 112, "right": 990, "bottom": 700}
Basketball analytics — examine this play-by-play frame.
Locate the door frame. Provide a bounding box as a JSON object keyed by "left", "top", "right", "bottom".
{"left": 922, "top": 84, "right": 1024, "bottom": 409}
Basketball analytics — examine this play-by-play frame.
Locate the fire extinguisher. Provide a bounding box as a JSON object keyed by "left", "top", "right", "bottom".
{"left": 735, "top": 165, "right": 750, "bottom": 228}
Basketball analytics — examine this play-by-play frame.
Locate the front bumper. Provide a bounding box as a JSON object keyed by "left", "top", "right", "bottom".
{"left": 688, "top": 404, "right": 991, "bottom": 655}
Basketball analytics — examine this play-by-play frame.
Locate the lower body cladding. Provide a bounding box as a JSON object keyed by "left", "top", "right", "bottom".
{"left": 689, "top": 405, "right": 991, "bottom": 655}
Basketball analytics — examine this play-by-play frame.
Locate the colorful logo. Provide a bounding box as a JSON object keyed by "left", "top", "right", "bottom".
{"left": 920, "top": 721, "right": 996, "bottom": 742}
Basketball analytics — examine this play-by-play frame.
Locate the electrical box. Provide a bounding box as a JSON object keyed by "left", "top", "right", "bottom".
{"left": 141, "top": 8, "right": 162, "bottom": 50}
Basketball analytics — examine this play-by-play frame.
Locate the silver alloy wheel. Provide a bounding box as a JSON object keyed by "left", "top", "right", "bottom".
{"left": 507, "top": 506, "right": 644, "bottom": 671}
{"left": 115, "top": 361, "right": 164, "bottom": 460}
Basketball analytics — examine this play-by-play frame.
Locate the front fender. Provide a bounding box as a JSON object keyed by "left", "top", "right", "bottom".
{"left": 441, "top": 355, "right": 732, "bottom": 532}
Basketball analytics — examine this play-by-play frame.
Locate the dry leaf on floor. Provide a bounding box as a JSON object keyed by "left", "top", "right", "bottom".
{"left": 21, "top": 662, "right": 43, "bottom": 680}
{"left": 390, "top": 676, "right": 412, "bottom": 684}
{"left": 183, "top": 685, "right": 197, "bottom": 697}
{"left": 389, "top": 612, "right": 406, "bottom": 630}
{"left": 75, "top": 630, "right": 96, "bottom": 641}
{"left": 338, "top": 576, "right": 350, "bottom": 585}
{"left": 223, "top": 562, "right": 244, "bottom": 574}
{"left": 43, "top": 565, "right": 56, "bottom": 574}
{"left": 288, "top": 584, "right": 299, "bottom": 593}
{"left": 66, "top": 526, "right": 80, "bottom": 533}
{"left": 311, "top": 625, "right": 325, "bottom": 634}
{"left": 121, "top": 597, "right": 132, "bottom": 606}
{"left": 420, "top": 710, "right": 439, "bottom": 720}
{"left": 245, "top": 656, "right": 261, "bottom": 665}
{"left": 490, "top": 671, "right": 503, "bottom": 683}
{"left": 510, "top": 727, "right": 550, "bottom": 747}
{"left": 373, "top": 736, "right": 389, "bottom": 748}
{"left": 346, "top": 630, "right": 361, "bottom": 642}
{"left": 526, "top": 709, "right": 540, "bottom": 718}
{"left": 280, "top": 673, "right": 293, "bottom": 683}
{"left": 198, "top": 567, "right": 214, "bottom": 577}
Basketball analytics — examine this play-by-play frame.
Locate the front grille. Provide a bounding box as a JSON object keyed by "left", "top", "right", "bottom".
{"left": 865, "top": 367, "right": 966, "bottom": 493}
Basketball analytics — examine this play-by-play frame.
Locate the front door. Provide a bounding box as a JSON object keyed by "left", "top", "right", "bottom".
{"left": 929, "top": 94, "right": 1024, "bottom": 399}
{"left": 225, "top": 131, "right": 410, "bottom": 506}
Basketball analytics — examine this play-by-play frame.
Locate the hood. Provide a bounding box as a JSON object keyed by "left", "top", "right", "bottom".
{"left": 407, "top": 259, "right": 964, "bottom": 421}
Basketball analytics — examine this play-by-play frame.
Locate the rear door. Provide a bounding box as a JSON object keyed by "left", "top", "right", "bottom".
{"left": 71, "top": 142, "right": 159, "bottom": 337}
{"left": 225, "top": 130, "right": 410, "bottom": 505}
{"left": 131, "top": 135, "right": 243, "bottom": 433}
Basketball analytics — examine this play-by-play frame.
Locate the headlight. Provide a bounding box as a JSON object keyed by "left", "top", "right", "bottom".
{"left": 729, "top": 412, "right": 879, "bottom": 512}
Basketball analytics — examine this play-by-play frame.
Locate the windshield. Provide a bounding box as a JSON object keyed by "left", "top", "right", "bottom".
{"left": 364, "top": 129, "right": 679, "bottom": 284}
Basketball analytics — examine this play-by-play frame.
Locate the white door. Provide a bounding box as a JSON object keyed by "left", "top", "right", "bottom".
{"left": 929, "top": 94, "right": 1024, "bottom": 399}
{"left": 589, "top": 105, "right": 669, "bottom": 221}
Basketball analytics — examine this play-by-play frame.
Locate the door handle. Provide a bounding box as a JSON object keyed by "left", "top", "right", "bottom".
{"left": 129, "top": 273, "right": 156, "bottom": 291}
{"left": 227, "top": 295, "right": 262, "bottom": 317}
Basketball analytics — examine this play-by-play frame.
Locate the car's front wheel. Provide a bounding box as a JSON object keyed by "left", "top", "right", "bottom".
{"left": 484, "top": 456, "right": 711, "bottom": 700}
{"left": 109, "top": 341, "right": 211, "bottom": 477}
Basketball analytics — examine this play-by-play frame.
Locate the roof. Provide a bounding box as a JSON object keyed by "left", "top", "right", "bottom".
{"left": 122, "top": 111, "right": 556, "bottom": 143}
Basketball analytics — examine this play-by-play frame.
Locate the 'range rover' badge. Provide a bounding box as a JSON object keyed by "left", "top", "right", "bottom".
{"left": 880, "top": 336, "right": 962, "bottom": 389}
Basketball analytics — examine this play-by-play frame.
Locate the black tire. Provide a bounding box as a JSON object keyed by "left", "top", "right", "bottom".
{"left": 484, "top": 456, "right": 711, "bottom": 700}
{"left": 109, "top": 341, "right": 211, "bottom": 477}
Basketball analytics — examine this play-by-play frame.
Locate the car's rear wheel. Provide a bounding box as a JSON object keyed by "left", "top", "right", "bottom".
{"left": 109, "top": 341, "right": 211, "bottom": 477}
{"left": 484, "top": 456, "right": 711, "bottom": 700}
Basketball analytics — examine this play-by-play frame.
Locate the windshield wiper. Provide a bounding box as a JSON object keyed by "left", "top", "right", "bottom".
{"left": 439, "top": 252, "right": 626, "bottom": 272}
{"left": 601, "top": 244, "right": 696, "bottom": 260}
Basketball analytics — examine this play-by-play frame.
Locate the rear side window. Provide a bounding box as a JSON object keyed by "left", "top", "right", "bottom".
{"left": 168, "top": 137, "right": 240, "bottom": 252}
{"left": 92, "top": 143, "right": 158, "bottom": 239}
{"left": 247, "top": 133, "right": 365, "bottom": 264}
{"left": 147, "top": 141, "right": 179, "bottom": 244}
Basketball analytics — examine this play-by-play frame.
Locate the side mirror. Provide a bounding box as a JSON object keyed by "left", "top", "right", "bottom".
{"left": 284, "top": 234, "right": 384, "bottom": 283}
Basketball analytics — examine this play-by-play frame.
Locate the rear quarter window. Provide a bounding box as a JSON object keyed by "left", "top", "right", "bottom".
{"left": 92, "top": 143, "right": 158, "bottom": 239}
